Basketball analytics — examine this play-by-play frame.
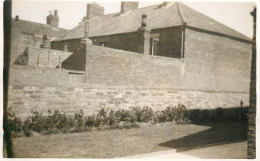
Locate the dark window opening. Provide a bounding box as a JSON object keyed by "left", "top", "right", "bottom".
{"left": 64, "top": 45, "right": 69, "bottom": 52}
{"left": 150, "top": 37, "right": 159, "bottom": 56}
{"left": 99, "top": 42, "right": 106, "bottom": 47}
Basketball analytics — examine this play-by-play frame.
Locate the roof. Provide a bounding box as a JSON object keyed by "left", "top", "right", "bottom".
{"left": 57, "top": 2, "right": 251, "bottom": 41}
{"left": 12, "top": 19, "right": 69, "bottom": 38}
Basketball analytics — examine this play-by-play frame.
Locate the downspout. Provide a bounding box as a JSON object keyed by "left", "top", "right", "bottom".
{"left": 84, "top": 20, "right": 89, "bottom": 83}
{"left": 181, "top": 23, "right": 186, "bottom": 58}
{"left": 177, "top": 2, "right": 187, "bottom": 58}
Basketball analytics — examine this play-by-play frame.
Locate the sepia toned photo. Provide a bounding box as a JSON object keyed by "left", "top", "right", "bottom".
{"left": 2, "top": 0, "right": 257, "bottom": 159}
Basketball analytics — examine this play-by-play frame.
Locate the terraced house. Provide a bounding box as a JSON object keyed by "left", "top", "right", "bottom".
{"left": 9, "top": 2, "right": 252, "bottom": 118}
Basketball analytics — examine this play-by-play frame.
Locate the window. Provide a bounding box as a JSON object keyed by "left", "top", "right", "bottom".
{"left": 150, "top": 37, "right": 159, "bottom": 56}
{"left": 99, "top": 42, "right": 106, "bottom": 47}
{"left": 64, "top": 45, "right": 69, "bottom": 52}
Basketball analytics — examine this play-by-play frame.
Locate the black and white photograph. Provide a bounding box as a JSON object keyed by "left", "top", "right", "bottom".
{"left": 2, "top": 0, "right": 257, "bottom": 159}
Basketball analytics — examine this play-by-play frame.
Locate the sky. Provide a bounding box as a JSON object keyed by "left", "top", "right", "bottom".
{"left": 11, "top": 1, "right": 256, "bottom": 38}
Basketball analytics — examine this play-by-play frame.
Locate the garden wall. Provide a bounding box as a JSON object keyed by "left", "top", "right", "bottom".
{"left": 8, "top": 83, "right": 249, "bottom": 119}
{"left": 8, "top": 65, "right": 70, "bottom": 87}
{"left": 85, "top": 45, "right": 183, "bottom": 87}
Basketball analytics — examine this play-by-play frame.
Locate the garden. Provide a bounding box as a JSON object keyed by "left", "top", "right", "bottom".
{"left": 5, "top": 105, "right": 248, "bottom": 158}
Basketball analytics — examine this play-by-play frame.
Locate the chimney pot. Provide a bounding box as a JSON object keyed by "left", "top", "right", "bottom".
{"left": 54, "top": 10, "right": 58, "bottom": 16}
{"left": 84, "top": 20, "right": 89, "bottom": 38}
{"left": 141, "top": 14, "right": 147, "bottom": 28}
{"left": 15, "top": 15, "right": 19, "bottom": 22}
{"left": 163, "top": 2, "right": 169, "bottom": 6}
{"left": 46, "top": 10, "right": 59, "bottom": 28}
{"left": 121, "top": 2, "right": 139, "bottom": 13}
{"left": 87, "top": 3, "right": 104, "bottom": 20}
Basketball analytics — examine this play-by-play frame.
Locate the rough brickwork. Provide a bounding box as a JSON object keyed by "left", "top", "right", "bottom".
{"left": 157, "top": 27, "right": 182, "bottom": 58}
{"left": 184, "top": 28, "right": 252, "bottom": 93}
{"left": 79, "top": 26, "right": 182, "bottom": 57}
{"left": 8, "top": 65, "right": 70, "bottom": 87}
{"left": 8, "top": 84, "right": 249, "bottom": 119}
{"left": 91, "top": 31, "right": 144, "bottom": 54}
{"left": 85, "top": 45, "right": 183, "bottom": 87}
{"left": 15, "top": 46, "right": 72, "bottom": 68}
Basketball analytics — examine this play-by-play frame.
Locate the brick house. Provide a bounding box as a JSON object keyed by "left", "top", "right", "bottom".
{"left": 52, "top": 2, "right": 251, "bottom": 60}
{"left": 51, "top": 2, "right": 252, "bottom": 93}
{"left": 11, "top": 10, "right": 68, "bottom": 65}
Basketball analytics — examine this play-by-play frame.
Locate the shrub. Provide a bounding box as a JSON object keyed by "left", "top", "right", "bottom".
{"left": 115, "top": 109, "right": 137, "bottom": 123}
{"left": 216, "top": 107, "right": 225, "bottom": 118}
{"left": 73, "top": 110, "right": 85, "bottom": 128}
{"left": 85, "top": 115, "right": 95, "bottom": 127}
{"left": 130, "top": 106, "right": 154, "bottom": 122}
{"left": 22, "top": 118, "right": 32, "bottom": 137}
{"left": 6, "top": 109, "right": 22, "bottom": 133}
{"left": 154, "top": 105, "right": 188, "bottom": 123}
{"left": 7, "top": 104, "right": 248, "bottom": 137}
{"left": 187, "top": 107, "right": 248, "bottom": 123}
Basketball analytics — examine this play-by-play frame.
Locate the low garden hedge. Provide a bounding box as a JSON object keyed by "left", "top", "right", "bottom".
{"left": 6, "top": 105, "right": 248, "bottom": 137}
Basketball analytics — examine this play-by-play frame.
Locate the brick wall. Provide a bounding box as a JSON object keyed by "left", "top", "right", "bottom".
{"left": 53, "top": 26, "right": 182, "bottom": 57}
{"left": 8, "top": 84, "right": 249, "bottom": 119}
{"left": 90, "top": 26, "right": 182, "bottom": 57}
{"left": 52, "top": 40, "right": 184, "bottom": 87}
{"left": 26, "top": 47, "right": 72, "bottom": 68}
{"left": 54, "top": 40, "right": 251, "bottom": 93}
{"left": 8, "top": 65, "right": 70, "bottom": 87}
{"left": 157, "top": 27, "right": 182, "bottom": 58}
{"left": 184, "top": 28, "right": 252, "bottom": 93}
{"left": 91, "top": 31, "right": 144, "bottom": 54}
{"left": 85, "top": 45, "right": 183, "bottom": 87}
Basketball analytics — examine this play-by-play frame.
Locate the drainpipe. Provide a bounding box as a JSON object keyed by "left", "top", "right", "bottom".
{"left": 181, "top": 23, "right": 186, "bottom": 58}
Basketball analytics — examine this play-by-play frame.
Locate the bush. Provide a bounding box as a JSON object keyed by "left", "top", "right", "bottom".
{"left": 115, "top": 109, "right": 137, "bottom": 123}
{"left": 130, "top": 106, "right": 154, "bottom": 122}
{"left": 7, "top": 105, "right": 248, "bottom": 137}
{"left": 187, "top": 107, "right": 248, "bottom": 123}
{"left": 22, "top": 118, "right": 32, "bottom": 137}
{"left": 153, "top": 105, "right": 189, "bottom": 123}
{"left": 216, "top": 107, "right": 225, "bottom": 118}
{"left": 6, "top": 109, "right": 22, "bottom": 133}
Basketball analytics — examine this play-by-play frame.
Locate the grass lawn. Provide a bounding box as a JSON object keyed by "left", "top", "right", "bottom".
{"left": 9, "top": 121, "right": 247, "bottom": 158}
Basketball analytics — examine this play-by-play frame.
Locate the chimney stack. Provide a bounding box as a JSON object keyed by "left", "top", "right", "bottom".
{"left": 141, "top": 14, "right": 147, "bottom": 27}
{"left": 121, "top": 2, "right": 139, "bottom": 13}
{"left": 15, "top": 15, "right": 19, "bottom": 22}
{"left": 54, "top": 10, "right": 58, "bottom": 16}
{"left": 138, "top": 14, "right": 150, "bottom": 56}
{"left": 46, "top": 10, "right": 59, "bottom": 28}
{"left": 162, "top": 2, "right": 170, "bottom": 6}
{"left": 84, "top": 20, "right": 89, "bottom": 38}
{"left": 87, "top": 3, "right": 104, "bottom": 20}
{"left": 41, "top": 34, "right": 49, "bottom": 49}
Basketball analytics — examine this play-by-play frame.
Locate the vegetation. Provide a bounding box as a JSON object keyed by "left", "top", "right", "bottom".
{"left": 10, "top": 122, "right": 248, "bottom": 158}
{"left": 6, "top": 105, "right": 248, "bottom": 137}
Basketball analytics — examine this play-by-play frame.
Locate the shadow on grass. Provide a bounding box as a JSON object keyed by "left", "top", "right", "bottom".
{"left": 159, "top": 121, "right": 248, "bottom": 151}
